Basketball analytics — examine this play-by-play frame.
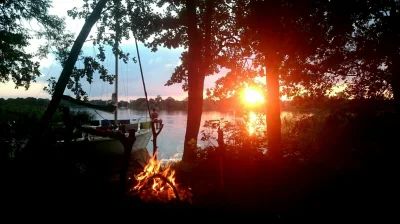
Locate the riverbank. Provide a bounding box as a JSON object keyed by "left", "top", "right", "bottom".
{"left": 3, "top": 147, "right": 394, "bottom": 221}
{"left": 1, "top": 97, "right": 397, "bottom": 220}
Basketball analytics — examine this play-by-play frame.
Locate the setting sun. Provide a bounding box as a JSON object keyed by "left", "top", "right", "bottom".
{"left": 243, "top": 87, "right": 264, "bottom": 105}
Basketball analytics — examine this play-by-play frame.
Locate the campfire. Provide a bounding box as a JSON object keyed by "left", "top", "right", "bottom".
{"left": 129, "top": 153, "right": 192, "bottom": 203}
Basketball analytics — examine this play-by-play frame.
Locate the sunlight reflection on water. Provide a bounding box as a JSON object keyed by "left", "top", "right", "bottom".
{"left": 83, "top": 109, "right": 309, "bottom": 160}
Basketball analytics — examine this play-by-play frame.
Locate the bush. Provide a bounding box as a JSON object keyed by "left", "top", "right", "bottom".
{"left": 0, "top": 101, "right": 94, "bottom": 162}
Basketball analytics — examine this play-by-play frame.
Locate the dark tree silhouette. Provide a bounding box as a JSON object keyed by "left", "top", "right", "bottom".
{"left": 210, "top": 0, "right": 331, "bottom": 159}
{"left": 24, "top": 0, "right": 109, "bottom": 153}
{"left": 129, "top": 0, "right": 241, "bottom": 162}
{"left": 321, "top": 0, "right": 400, "bottom": 111}
{"left": 0, "top": 0, "right": 65, "bottom": 89}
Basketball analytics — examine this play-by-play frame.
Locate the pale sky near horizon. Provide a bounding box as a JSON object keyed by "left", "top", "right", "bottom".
{"left": 0, "top": 0, "right": 226, "bottom": 101}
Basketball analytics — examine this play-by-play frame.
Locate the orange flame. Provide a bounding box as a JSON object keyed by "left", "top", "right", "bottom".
{"left": 130, "top": 153, "right": 192, "bottom": 203}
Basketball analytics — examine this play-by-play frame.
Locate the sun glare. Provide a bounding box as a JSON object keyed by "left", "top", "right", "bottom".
{"left": 243, "top": 87, "right": 264, "bottom": 105}
{"left": 247, "top": 111, "right": 257, "bottom": 135}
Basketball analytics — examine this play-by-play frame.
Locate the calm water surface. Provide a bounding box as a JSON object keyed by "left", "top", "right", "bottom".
{"left": 85, "top": 109, "right": 307, "bottom": 160}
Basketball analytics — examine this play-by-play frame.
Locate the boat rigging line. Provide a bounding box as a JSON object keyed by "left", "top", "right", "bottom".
{"left": 133, "top": 31, "right": 151, "bottom": 118}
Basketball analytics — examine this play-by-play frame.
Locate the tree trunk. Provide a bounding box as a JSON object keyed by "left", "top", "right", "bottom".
{"left": 24, "top": 0, "right": 109, "bottom": 153}
{"left": 182, "top": 0, "right": 203, "bottom": 163}
{"left": 265, "top": 55, "right": 282, "bottom": 160}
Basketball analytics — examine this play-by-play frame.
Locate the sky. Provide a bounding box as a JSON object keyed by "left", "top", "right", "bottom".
{"left": 0, "top": 0, "right": 225, "bottom": 101}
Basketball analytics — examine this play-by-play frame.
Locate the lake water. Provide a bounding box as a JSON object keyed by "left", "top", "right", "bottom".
{"left": 85, "top": 109, "right": 306, "bottom": 160}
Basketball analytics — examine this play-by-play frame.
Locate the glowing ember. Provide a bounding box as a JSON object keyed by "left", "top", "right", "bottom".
{"left": 130, "top": 153, "right": 192, "bottom": 203}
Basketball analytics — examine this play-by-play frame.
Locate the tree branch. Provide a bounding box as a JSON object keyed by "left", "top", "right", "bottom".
{"left": 101, "top": 5, "right": 114, "bottom": 14}
{"left": 24, "top": 0, "right": 110, "bottom": 153}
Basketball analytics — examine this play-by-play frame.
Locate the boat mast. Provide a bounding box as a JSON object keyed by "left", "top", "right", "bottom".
{"left": 114, "top": 24, "right": 119, "bottom": 125}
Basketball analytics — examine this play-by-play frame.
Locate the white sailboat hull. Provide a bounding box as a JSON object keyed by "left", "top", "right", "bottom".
{"left": 63, "top": 128, "right": 153, "bottom": 179}
{"left": 76, "top": 128, "right": 153, "bottom": 155}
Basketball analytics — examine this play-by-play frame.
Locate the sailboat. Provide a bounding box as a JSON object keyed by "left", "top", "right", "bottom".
{"left": 60, "top": 32, "right": 154, "bottom": 167}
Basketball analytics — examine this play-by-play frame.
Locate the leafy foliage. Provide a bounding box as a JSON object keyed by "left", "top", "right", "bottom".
{"left": 319, "top": 0, "right": 400, "bottom": 99}
{"left": 200, "top": 113, "right": 267, "bottom": 156}
{"left": 207, "top": 0, "right": 399, "bottom": 102}
{"left": 282, "top": 106, "right": 397, "bottom": 168}
{"left": 209, "top": 0, "right": 337, "bottom": 100}
{"left": 0, "top": 97, "right": 94, "bottom": 161}
{"left": 44, "top": 0, "right": 163, "bottom": 100}
{"left": 127, "top": 0, "right": 245, "bottom": 91}
{"left": 0, "top": 0, "right": 65, "bottom": 89}
{"left": 44, "top": 52, "right": 114, "bottom": 101}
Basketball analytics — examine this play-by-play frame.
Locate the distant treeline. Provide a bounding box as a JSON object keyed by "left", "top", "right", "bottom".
{"left": 0, "top": 96, "right": 395, "bottom": 113}
{"left": 0, "top": 96, "right": 278, "bottom": 112}
{"left": 94, "top": 95, "right": 286, "bottom": 112}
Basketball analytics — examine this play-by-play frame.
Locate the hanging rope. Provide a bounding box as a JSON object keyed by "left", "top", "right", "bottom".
{"left": 133, "top": 32, "right": 151, "bottom": 118}
{"left": 94, "top": 109, "right": 108, "bottom": 121}
{"left": 125, "top": 45, "right": 129, "bottom": 100}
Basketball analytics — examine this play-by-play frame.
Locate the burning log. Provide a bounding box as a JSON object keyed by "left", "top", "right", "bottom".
{"left": 128, "top": 153, "right": 192, "bottom": 203}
